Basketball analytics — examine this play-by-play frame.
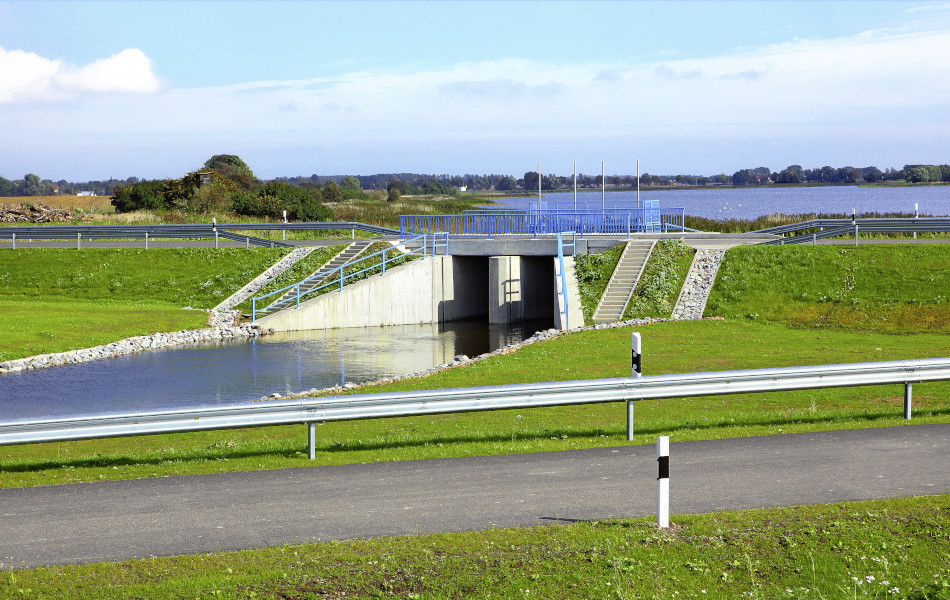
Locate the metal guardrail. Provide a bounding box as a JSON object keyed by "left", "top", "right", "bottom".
{"left": 754, "top": 218, "right": 950, "bottom": 245}
{"left": 1, "top": 357, "right": 946, "bottom": 458}
{"left": 251, "top": 233, "right": 448, "bottom": 320}
{"left": 0, "top": 222, "right": 401, "bottom": 248}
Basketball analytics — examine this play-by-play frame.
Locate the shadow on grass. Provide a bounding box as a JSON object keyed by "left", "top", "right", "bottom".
{"left": 3, "top": 405, "right": 948, "bottom": 475}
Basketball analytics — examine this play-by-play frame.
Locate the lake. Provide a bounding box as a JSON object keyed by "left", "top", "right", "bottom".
{"left": 495, "top": 185, "right": 950, "bottom": 220}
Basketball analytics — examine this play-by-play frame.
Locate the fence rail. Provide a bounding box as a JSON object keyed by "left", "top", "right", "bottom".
{"left": 754, "top": 218, "right": 950, "bottom": 245}
{"left": 0, "top": 222, "right": 400, "bottom": 248}
{"left": 400, "top": 209, "right": 686, "bottom": 237}
{"left": 2, "top": 357, "right": 946, "bottom": 456}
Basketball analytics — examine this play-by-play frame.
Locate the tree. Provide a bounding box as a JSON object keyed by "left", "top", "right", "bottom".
{"left": 340, "top": 176, "right": 362, "bottom": 191}
{"left": 861, "top": 166, "right": 883, "bottom": 182}
{"left": 19, "top": 174, "right": 43, "bottom": 196}
{"left": 777, "top": 165, "right": 804, "bottom": 184}
{"left": 522, "top": 171, "right": 540, "bottom": 191}
{"left": 387, "top": 188, "right": 401, "bottom": 203}
{"left": 836, "top": 166, "right": 857, "bottom": 184}
{"left": 0, "top": 177, "right": 16, "bottom": 196}
{"left": 496, "top": 175, "right": 517, "bottom": 191}
{"left": 203, "top": 155, "right": 257, "bottom": 190}
{"left": 321, "top": 180, "right": 342, "bottom": 203}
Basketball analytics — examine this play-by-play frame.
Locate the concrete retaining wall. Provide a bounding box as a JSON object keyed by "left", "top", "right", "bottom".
{"left": 254, "top": 256, "right": 488, "bottom": 332}
{"left": 255, "top": 254, "right": 563, "bottom": 333}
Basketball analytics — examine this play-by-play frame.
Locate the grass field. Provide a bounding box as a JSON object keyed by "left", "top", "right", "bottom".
{"left": 707, "top": 245, "right": 950, "bottom": 333}
{"left": 0, "top": 248, "right": 292, "bottom": 361}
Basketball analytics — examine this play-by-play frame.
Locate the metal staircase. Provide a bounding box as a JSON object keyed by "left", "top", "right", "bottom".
{"left": 591, "top": 241, "right": 656, "bottom": 324}
{"left": 252, "top": 240, "right": 374, "bottom": 317}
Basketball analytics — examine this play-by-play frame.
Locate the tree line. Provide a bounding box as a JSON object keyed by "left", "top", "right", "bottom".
{"left": 3, "top": 161, "right": 949, "bottom": 202}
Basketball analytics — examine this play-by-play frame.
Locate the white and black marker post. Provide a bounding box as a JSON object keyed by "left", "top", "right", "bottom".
{"left": 657, "top": 435, "right": 670, "bottom": 528}
{"left": 628, "top": 332, "right": 641, "bottom": 441}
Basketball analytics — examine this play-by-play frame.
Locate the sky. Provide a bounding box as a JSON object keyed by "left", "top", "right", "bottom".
{"left": 1, "top": 1, "right": 950, "bottom": 181}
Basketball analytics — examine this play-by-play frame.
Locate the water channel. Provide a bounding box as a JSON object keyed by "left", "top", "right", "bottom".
{"left": 0, "top": 318, "right": 552, "bottom": 422}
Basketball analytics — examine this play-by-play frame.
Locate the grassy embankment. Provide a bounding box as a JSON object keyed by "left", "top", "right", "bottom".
{"left": 0, "top": 248, "right": 302, "bottom": 362}
{"left": 575, "top": 240, "right": 695, "bottom": 324}
{"left": 3, "top": 244, "right": 950, "bottom": 598}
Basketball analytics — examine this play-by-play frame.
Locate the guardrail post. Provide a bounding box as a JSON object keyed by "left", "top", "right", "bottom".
{"left": 904, "top": 383, "right": 912, "bottom": 419}
{"left": 308, "top": 423, "right": 316, "bottom": 460}
{"left": 657, "top": 436, "right": 670, "bottom": 528}
{"left": 628, "top": 332, "right": 641, "bottom": 441}
{"left": 145, "top": 232, "right": 149, "bottom": 250}
{"left": 246, "top": 236, "right": 250, "bottom": 249}
{"left": 77, "top": 232, "right": 81, "bottom": 249}
{"left": 11, "top": 233, "right": 14, "bottom": 250}
{"left": 215, "top": 231, "right": 219, "bottom": 249}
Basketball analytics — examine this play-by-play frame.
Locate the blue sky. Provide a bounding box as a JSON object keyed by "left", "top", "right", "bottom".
{"left": 2, "top": 1, "right": 949, "bottom": 180}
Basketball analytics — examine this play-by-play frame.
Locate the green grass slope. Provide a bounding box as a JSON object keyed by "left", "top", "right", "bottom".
{"left": 0, "top": 248, "right": 293, "bottom": 361}
{"left": 706, "top": 245, "right": 950, "bottom": 333}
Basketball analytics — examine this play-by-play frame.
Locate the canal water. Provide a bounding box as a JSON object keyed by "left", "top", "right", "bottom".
{"left": 0, "top": 318, "right": 551, "bottom": 422}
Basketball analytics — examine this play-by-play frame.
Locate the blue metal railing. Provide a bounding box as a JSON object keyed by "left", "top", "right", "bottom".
{"left": 556, "top": 231, "right": 575, "bottom": 330}
{"left": 400, "top": 208, "right": 685, "bottom": 237}
{"left": 252, "top": 233, "right": 448, "bottom": 320}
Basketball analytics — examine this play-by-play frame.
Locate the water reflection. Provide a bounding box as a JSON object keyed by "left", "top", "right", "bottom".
{"left": 0, "top": 318, "right": 551, "bottom": 422}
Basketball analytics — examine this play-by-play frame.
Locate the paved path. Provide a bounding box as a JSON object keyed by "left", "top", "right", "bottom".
{"left": 2, "top": 423, "right": 949, "bottom": 568}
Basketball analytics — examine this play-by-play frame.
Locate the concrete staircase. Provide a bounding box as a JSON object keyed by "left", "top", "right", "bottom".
{"left": 253, "top": 240, "right": 374, "bottom": 317}
{"left": 591, "top": 241, "right": 656, "bottom": 324}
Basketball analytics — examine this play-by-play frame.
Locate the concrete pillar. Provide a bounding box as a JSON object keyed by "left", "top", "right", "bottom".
{"left": 489, "top": 256, "right": 524, "bottom": 324}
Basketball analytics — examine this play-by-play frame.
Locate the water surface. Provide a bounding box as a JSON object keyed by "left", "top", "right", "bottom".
{"left": 0, "top": 318, "right": 551, "bottom": 422}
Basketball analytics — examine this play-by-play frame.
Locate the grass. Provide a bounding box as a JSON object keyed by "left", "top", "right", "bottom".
{"left": 622, "top": 240, "right": 695, "bottom": 319}
{"left": 3, "top": 494, "right": 950, "bottom": 599}
{"left": 0, "top": 298, "right": 209, "bottom": 362}
{"left": 3, "top": 319, "right": 949, "bottom": 488}
{"left": 706, "top": 245, "right": 950, "bottom": 333}
{"left": 0, "top": 248, "right": 293, "bottom": 361}
{"left": 574, "top": 242, "right": 625, "bottom": 324}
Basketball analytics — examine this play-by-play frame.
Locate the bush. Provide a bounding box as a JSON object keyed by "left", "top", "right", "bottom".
{"left": 111, "top": 180, "right": 169, "bottom": 212}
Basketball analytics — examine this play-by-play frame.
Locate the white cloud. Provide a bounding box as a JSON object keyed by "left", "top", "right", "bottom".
{"left": 3, "top": 24, "right": 950, "bottom": 177}
{"left": 0, "top": 47, "right": 164, "bottom": 103}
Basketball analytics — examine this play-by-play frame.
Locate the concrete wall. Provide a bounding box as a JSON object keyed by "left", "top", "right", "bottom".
{"left": 255, "top": 254, "right": 560, "bottom": 333}
{"left": 487, "top": 256, "right": 556, "bottom": 324}
{"left": 255, "top": 256, "right": 487, "bottom": 332}
{"left": 553, "top": 256, "right": 585, "bottom": 330}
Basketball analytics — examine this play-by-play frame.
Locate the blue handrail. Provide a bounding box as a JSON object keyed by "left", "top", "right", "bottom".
{"left": 252, "top": 233, "right": 445, "bottom": 321}
{"left": 556, "top": 231, "right": 576, "bottom": 330}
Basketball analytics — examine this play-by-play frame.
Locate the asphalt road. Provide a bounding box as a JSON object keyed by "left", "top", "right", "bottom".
{"left": 2, "top": 423, "right": 949, "bottom": 568}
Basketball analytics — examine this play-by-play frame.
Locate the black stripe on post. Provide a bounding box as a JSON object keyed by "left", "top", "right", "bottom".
{"left": 657, "top": 455, "right": 669, "bottom": 480}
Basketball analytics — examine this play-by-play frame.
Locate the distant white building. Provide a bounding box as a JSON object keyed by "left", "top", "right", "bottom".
{"left": 77, "top": 191, "right": 96, "bottom": 197}
{"left": 458, "top": 185, "right": 467, "bottom": 192}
